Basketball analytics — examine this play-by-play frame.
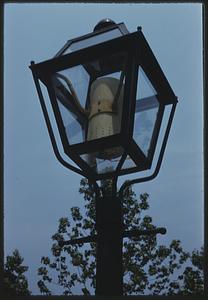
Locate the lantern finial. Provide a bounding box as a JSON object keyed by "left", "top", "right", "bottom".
{"left": 94, "top": 18, "right": 116, "bottom": 32}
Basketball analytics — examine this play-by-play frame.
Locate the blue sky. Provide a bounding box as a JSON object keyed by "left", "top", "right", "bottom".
{"left": 4, "top": 2, "right": 203, "bottom": 295}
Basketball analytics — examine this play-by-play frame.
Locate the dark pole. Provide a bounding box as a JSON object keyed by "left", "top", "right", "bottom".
{"left": 95, "top": 192, "right": 123, "bottom": 296}
{"left": 92, "top": 23, "right": 124, "bottom": 294}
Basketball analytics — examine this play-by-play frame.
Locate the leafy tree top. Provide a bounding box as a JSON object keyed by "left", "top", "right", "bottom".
{"left": 4, "top": 249, "right": 31, "bottom": 296}
{"left": 37, "top": 179, "right": 204, "bottom": 296}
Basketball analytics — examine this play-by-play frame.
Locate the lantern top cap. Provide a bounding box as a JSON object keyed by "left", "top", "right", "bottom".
{"left": 93, "top": 18, "right": 116, "bottom": 31}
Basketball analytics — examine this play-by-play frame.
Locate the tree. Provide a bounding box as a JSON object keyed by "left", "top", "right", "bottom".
{"left": 4, "top": 249, "right": 31, "bottom": 296}
{"left": 37, "top": 178, "right": 204, "bottom": 295}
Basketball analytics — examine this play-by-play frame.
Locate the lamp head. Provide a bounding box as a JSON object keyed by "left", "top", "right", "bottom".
{"left": 29, "top": 19, "right": 177, "bottom": 181}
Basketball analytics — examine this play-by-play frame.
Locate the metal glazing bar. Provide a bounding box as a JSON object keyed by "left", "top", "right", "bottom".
{"left": 54, "top": 40, "right": 71, "bottom": 58}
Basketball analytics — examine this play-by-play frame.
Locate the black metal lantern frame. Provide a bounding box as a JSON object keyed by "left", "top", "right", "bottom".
{"left": 30, "top": 24, "right": 177, "bottom": 181}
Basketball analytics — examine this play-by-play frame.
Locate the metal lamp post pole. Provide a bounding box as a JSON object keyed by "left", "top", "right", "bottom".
{"left": 30, "top": 17, "right": 177, "bottom": 298}
{"left": 95, "top": 192, "right": 123, "bottom": 296}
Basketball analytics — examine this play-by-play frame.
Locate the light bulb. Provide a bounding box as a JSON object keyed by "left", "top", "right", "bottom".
{"left": 87, "top": 77, "right": 123, "bottom": 160}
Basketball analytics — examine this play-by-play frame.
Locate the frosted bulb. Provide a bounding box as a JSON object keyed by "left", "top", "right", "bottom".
{"left": 87, "top": 77, "right": 123, "bottom": 160}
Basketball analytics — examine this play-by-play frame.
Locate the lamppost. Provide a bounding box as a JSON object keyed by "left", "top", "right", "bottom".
{"left": 29, "top": 19, "right": 177, "bottom": 296}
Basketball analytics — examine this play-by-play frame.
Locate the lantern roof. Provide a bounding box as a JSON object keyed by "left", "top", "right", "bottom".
{"left": 54, "top": 20, "right": 129, "bottom": 57}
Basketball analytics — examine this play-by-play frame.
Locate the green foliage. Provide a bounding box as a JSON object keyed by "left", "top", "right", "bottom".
{"left": 4, "top": 249, "right": 31, "bottom": 296}
{"left": 37, "top": 178, "right": 204, "bottom": 295}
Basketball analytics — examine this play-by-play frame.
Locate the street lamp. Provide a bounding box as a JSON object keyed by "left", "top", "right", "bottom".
{"left": 30, "top": 19, "right": 177, "bottom": 296}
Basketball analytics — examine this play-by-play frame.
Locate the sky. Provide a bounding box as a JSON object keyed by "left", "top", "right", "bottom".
{"left": 4, "top": 2, "right": 203, "bottom": 295}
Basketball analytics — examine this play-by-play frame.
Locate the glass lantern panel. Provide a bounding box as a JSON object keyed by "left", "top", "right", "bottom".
{"left": 38, "top": 81, "right": 82, "bottom": 171}
{"left": 63, "top": 28, "right": 122, "bottom": 54}
{"left": 51, "top": 52, "right": 126, "bottom": 147}
{"left": 133, "top": 67, "right": 159, "bottom": 156}
{"left": 57, "top": 100, "right": 85, "bottom": 145}
{"left": 121, "top": 155, "right": 137, "bottom": 170}
{"left": 56, "top": 65, "right": 90, "bottom": 108}
{"left": 81, "top": 145, "right": 124, "bottom": 174}
{"left": 52, "top": 65, "right": 90, "bottom": 145}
